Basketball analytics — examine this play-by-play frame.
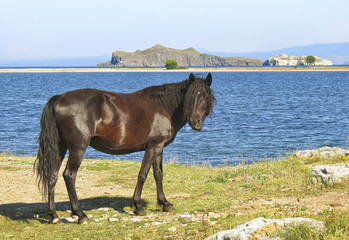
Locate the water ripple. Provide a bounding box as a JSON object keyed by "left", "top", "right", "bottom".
{"left": 0, "top": 71, "right": 349, "bottom": 166}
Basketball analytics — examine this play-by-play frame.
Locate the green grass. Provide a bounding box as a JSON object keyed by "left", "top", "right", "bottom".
{"left": 84, "top": 162, "right": 113, "bottom": 171}
{"left": 1, "top": 152, "right": 349, "bottom": 239}
{"left": 272, "top": 210, "right": 349, "bottom": 240}
{"left": 275, "top": 223, "right": 322, "bottom": 240}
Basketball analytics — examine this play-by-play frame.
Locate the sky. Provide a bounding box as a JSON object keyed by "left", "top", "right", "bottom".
{"left": 1, "top": 0, "right": 348, "bottom": 63}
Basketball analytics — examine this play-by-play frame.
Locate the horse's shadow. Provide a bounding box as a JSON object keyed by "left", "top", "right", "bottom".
{"left": 0, "top": 196, "right": 148, "bottom": 223}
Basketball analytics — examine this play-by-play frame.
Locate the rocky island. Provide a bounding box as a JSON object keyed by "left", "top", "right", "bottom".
{"left": 263, "top": 54, "right": 332, "bottom": 66}
{"left": 97, "top": 44, "right": 263, "bottom": 67}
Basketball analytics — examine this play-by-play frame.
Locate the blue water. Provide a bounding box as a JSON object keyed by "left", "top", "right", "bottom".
{"left": 0, "top": 71, "right": 348, "bottom": 166}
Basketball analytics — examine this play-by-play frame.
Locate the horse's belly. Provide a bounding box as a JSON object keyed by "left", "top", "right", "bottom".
{"left": 89, "top": 136, "right": 146, "bottom": 155}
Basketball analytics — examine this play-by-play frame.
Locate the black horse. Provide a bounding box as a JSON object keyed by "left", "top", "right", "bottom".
{"left": 35, "top": 73, "right": 215, "bottom": 224}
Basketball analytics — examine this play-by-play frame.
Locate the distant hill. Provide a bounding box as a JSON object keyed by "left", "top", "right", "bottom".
{"left": 98, "top": 44, "right": 263, "bottom": 67}
{"left": 1, "top": 55, "right": 111, "bottom": 67}
{"left": 3, "top": 42, "right": 348, "bottom": 67}
{"left": 198, "top": 42, "right": 349, "bottom": 65}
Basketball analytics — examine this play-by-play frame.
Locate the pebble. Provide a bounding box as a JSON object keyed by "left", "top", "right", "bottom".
{"left": 168, "top": 226, "right": 177, "bottom": 232}
{"left": 208, "top": 212, "right": 220, "bottom": 218}
{"left": 108, "top": 218, "right": 119, "bottom": 222}
{"left": 179, "top": 214, "right": 192, "bottom": 219}
{"left": 130, "top": 217, "right": 143, "bottom": 222}
{"left": 65, "top": 216, "right": 78, "bottom": 223}
{"left": 97, "top": 207, "right": 110, "bottom": 211}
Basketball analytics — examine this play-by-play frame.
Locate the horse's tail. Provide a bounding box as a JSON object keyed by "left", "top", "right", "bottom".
{"left": 34, "top": 95, "right": 60, "bottom": 198}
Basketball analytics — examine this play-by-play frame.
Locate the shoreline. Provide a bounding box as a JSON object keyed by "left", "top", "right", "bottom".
{"left": 1, "top": 66, "right": 349, "bottom": 73}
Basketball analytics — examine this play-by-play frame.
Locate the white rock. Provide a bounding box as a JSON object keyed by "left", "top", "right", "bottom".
{"left": 295, "top": 147, "right": 349, "bottom": 158}
{"left": 312, "top": 163, "right": 349, "bottom": 184}
{"left": 263, "top": 54, "right": 332, "bottom": 66}
{"left": 205, "top": 217, "right": 325, "bottom": 240}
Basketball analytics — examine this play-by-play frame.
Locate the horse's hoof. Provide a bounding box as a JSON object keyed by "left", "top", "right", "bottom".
{"left": 163, "top": 204, "right": 175, "bottom": 212}
{"left": 134, "top": 208, "right": 147, "bottom": 216}
{"left": 78, "top": 216, "right": 91, "bottom": 224}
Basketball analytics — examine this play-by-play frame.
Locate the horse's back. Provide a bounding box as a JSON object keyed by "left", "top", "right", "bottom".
{"left": 54, "top": 88, "right": 114, "bottom": 133}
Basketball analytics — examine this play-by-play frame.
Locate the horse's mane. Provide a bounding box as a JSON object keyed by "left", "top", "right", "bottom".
{"left": 142, "top": 79, "right": 190, "bottom": 114}
{"left": 142, "top": 77, "right": 215, "bottom": 117}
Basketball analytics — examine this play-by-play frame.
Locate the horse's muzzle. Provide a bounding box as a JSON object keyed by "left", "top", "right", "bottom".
{"left": 189, "top": 118, "right": 204, "bottom": 131}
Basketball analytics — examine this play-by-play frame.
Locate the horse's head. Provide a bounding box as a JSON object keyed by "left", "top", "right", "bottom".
{"left": 185, "top": 73, "right": 215, "bottom": 131}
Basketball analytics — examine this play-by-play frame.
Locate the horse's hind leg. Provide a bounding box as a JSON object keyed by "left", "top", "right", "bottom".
{"left": 63, "top": 147, "right": 89, "bottom": 224}
{"left": 47, "top": 142, "right": 67, "bottom": 223}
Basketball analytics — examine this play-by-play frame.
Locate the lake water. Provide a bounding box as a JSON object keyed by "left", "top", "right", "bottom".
{"left": 0, "top": 71, "right": 349, "bottom": 166}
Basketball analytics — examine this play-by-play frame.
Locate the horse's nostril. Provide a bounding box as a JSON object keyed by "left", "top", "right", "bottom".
{"left": 195, "top": 119, "right": 202, "bottom": 127}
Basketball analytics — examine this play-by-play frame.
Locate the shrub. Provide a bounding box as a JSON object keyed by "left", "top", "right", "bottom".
{"left": 305, "top": 56, "right": 316, "bottom": 67}
{"left": 165, "top": 59, "right": 178, "bottom": 70}
{"left": 177, "top": 66, "right": 188, "bottom": 69}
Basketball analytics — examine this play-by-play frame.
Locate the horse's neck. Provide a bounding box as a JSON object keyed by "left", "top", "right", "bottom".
{"left": 143, "top": 80, "right": 190, "bottom": 132}
{"left": 170, "top": 103, "right": 188, "bottom": 133}
{"left": 171, "top": 84, "right": 192, "bottom": 133}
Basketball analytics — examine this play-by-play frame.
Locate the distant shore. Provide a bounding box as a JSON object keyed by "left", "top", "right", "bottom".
{"left": 1, "top": 66, "right": 349, "bottom": 73}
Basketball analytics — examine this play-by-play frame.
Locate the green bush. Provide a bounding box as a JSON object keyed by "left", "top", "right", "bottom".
{"left": 165, "top": 59, "right": 178, "bottom": 70}
{"left": 177, "top": 66, "right": 188, "bottom": 69}
{"left": 305, "top": 56, "right": 316, "bottom": 67}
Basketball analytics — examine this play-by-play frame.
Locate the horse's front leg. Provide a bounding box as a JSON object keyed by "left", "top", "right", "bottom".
{"left": 131, "top": 144, "right": 163, "bottom": 216}
{"left": 153, "top": 153, "right": 174, "bottom": 212}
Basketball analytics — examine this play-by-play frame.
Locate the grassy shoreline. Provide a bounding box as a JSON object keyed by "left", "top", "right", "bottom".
{"left": 1, "top": 153, "right": 349, "bottom": 239}
{"left": 1, "top": 66, "right": 349, "bottom": 73}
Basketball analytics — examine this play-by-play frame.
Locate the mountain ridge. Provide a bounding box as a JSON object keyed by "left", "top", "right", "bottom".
{"left": 2, "top": 42, "right": 348, "bottom": 67}
{"left": 198, "top": 42, "right": 349, "bottom": 65}
{"left": 97, "top": 44, "right": 262, "bottom": 67}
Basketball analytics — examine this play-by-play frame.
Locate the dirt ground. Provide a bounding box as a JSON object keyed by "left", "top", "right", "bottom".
{"left": 0, "top": 157, "right": 135, "bottom": 204}
{"left": 0, "top": 156, "right": 348, "bottom": 224}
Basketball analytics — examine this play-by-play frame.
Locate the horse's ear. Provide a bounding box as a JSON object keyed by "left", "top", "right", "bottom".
{"left": 189, "top": 73, "right": 196, "bottom": 83}
{"left": 206, "top": 73, "right": 212, "bottom": 86}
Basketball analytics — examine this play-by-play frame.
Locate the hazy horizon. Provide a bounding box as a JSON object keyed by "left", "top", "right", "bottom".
{"left": 1, "top": 0, "right": 348, "bottom": 64}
